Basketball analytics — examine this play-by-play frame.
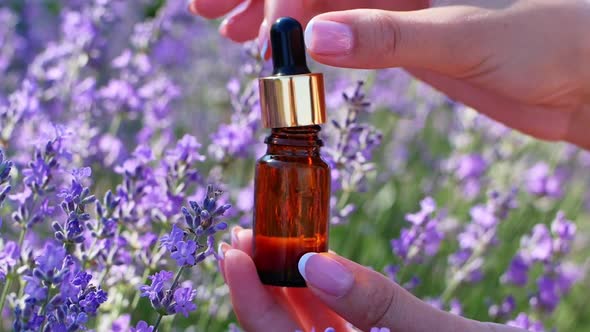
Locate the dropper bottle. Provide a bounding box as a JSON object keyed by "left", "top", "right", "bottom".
{"left": 253, "top": 17, "right": 331, "bottom": 287}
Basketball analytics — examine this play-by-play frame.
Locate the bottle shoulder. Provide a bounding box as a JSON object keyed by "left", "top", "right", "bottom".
{"left": 256, "top": 154, "right": 330, "bottom": 168}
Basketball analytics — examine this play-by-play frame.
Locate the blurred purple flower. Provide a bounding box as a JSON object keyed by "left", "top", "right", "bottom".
{"left": 521, "top": 224, "right": 553, "bottom": 262}
{"left": 392, "top": 197, "right": 443, "bottom": 263}
{"left": 551, "top": 211, "right": 576, "bottom": 255}
{"left": 454, "top": 154, "right": 487, "bottom": 198}
{"left": 450, "top": 190, "right": 518, "bottom": 284}
{"left": 449, "top": 299, "right": 463, "bottom": 316}
{"left": 488, "top": 296, "right": 516, "bottom": 319}
{"left": 501, "top": 254, "right": 530, "bottom": 286}
{"left": 525, "top": 162, "right": 564, "bottom": 198}
{"left": 506, "top": 313, "right": 545, "bottom": 331}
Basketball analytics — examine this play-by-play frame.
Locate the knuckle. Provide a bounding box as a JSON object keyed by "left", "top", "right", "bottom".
{"left": 367, "top": 12, "right": 401, "bottom": 59}
{"left": 363, "top": 281, "right": 398, "bottom": 328}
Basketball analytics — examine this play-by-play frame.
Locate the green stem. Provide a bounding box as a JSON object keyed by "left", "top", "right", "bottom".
{"left": 17, "top": 227, "right": 26, "bottom": 247}
{"left": 336, "top": 190, "right": 351, "bottom": 210}
{"left": 153, "top": 314, "right": 164, "bottom": 332}
{"left": 82, "top": 237, "right": 99, "bottom": 269}
{"left": 109, "top": 114, "right": 122, "bottom": 135}
{"left": 0, "top": 276, "right": 11, "bottom": 317}
{"left": 0, "top": 227, "right": 26, "bottom": 314}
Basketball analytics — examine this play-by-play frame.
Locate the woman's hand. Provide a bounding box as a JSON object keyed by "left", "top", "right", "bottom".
{"left": 190, "top": 0, "right": 590, "bottom": 150}
{"left": 218, "top": 227, "right": 526, "bottom": 332}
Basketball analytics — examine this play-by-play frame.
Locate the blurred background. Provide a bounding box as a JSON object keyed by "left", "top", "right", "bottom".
{"left": 0, "top": 0, "right": 589, "bottom": 331}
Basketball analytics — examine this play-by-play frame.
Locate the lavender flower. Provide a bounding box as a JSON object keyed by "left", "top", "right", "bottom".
{"left": 0, "top": 150, "right": 12, "bottom": 207}
{"left": 448, "top": 189, "right": 518, "bottom": 285}
{"left": 131, "top": 321, "right": 154, "bottom": 332}
{"left": 453, "top": 154, "right": 488, "bottom": 199}
{"left": 502, "top": 212, "right": 579, "bottom": 312}
{"left": 392, "top": 197, "right": 443, "bottom": 263}
{"left": 506, "top": 313, "right": 545, "bottom": 331}
{"left": 170, "top": 241, "right": 197, "bottom": 266}
{"left": 525, "top": 162, "right": 564, "bottom": 198}
{"left": 0, "top": 1, "right": 587, "bottom": 331}
{"left": 172, "top": 286, "right": 197, "bottom": 317}
{"left": 488, "top": 296, "right": 516, "bottom": 319}
{"left": 140, "top": 270, "right": 174, "bottom": 302}
{"left": 139, "top": 185, "right": 230, "bottom": 328}
{"left": 322, "top": 81, "right": 382, "bottom": 194}
{"left": 160, "top": 224, "right": 186, "bottom": 252}
{"left": 0, "top": 241, "right": 19, "bottom": 282}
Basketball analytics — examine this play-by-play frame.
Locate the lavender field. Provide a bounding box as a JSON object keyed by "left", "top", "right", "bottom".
{"left": 0, "top": 1, "right": 589, "bottom": 331}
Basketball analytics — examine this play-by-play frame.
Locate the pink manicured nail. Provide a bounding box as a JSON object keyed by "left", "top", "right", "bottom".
{"left": 298, "top": 253, "right": 354, "bottom": 297}
{"left": 231, "top": 226, "right": 242, "bottom": 247}
{"left": 218, "top": 242, "right": 231, "bottom": 260}
{"left": 304, "top": 20, "right": 353, "bottom": 55}
{"left": 217, "top": 242, "right": 231, "bottom": 281}
{"left": 257, "top": 19, "right": 269, "bottom": 59}
{"left": 219, "top": 17, "right": 230, "bottom": 35}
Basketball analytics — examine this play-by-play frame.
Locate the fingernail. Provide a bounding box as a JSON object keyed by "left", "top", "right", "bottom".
{"left": 298, "top": 253, "right": 354, "bottom": 297}
{"left": 231, "top": 226, "right": 242, "bottom": 247}
{"left": 219, "top": 17, "right": 230, "bottom": 35}
{"left": 257, "top": 19, "right": 269, "bottom": 59}
{"left": 304, "top": 19, "right": 353, "bottom": 56}
{"left": 188, "top": 2, "right": 196, "bottom": 14}
{"left": 217, "top": 242, "right": 231, "bottom": 281}
{"left": 218, "top": 242, "right": 231, "bottom": 260}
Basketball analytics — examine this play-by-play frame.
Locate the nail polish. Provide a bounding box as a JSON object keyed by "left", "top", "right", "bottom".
{"left": 253, "top": 17, "right": 331, "bottom": 287}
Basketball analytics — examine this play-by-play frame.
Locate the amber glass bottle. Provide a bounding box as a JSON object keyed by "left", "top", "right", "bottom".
{"left": 253, "top": 17, "right": 330, "bottom": 287}
{"left": 253, "top": 125, "right": 330, "bottom": 286}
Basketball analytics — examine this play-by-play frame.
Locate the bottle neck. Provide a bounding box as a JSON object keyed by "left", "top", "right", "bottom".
{"left": 265, "top": 125, "right": 323, "bottom": 156}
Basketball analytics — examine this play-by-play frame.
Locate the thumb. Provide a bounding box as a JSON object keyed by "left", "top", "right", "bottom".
{"left": 303, "top": 8, "right": 492, "bottom": 76}
{"left": 297, "top": 253, "right": 520, "bottom": 332}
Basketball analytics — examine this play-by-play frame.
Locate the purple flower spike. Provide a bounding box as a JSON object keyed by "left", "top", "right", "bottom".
{"left": 551, "top": 211, "right": 576, "bottom": 255}
{"left": 391, "top": 197, "right": 443, "bottom": 263}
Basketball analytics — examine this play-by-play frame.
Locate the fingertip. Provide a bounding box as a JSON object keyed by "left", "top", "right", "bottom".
{"left": 218, "top": 17, "right": 230, "bottom": 36}
{"left": 257, "top": 19, "right": 270, "bottom": 60}
{"left": 218, "top": 242, "right": 231, "bottom": 261}
{"left": 217, "top": 242, "right": 231, "bottom": 281}
{"left": 223, "top": 248, "right": 254, "bottom": 282}
{"left": 236, "top": 229, "right": 253, "bottom": 251}
{"left": 188, "top": 1, "right": 199, "bottom": 15}
{"left": 191, "top": 0, "right": 243, "bottom": 19}
{"left": 230, "top": 225, "right": 243, "bottom": 247}
{"left": 297, "top": 252, "right": 316, "bottom": 280}
{"left": 218, "top": 0, "right": 263, "bottom": 42}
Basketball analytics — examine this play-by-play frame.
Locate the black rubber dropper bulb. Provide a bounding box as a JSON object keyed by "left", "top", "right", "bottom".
{"left": 270, "top": 17, "right": 311, "bottom": 76}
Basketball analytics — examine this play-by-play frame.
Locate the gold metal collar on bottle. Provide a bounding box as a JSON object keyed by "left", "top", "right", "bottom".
{"left": 258, "top": 73, "right": 326, "bottom": 128}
